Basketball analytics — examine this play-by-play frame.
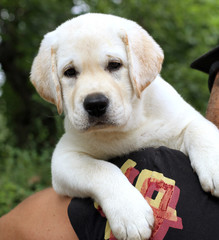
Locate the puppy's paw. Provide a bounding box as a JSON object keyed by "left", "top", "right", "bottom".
{"left": 198, "top": 167, "right": 219, "bottom": 197}
{"left": 192, "top": 153, "right": 219, "bottom": 197}
{"left": 102, "top": 186, "right": 154, "bottom": 240}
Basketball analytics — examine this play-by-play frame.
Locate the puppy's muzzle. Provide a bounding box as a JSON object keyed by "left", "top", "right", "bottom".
{"left": 83, "top": 93, "right": 109, "bottom": 117}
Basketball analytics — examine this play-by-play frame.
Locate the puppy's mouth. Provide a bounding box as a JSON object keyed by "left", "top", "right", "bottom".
{"left": 88, "top": 116, "right": 114, "bottom": 128}
{"left": 83, "top": 115, "right": 117, "bottom": 131}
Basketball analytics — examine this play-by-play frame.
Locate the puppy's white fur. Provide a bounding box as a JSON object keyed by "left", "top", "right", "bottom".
{"left": 31, "top": 13, "right": 219, "bottom": 240}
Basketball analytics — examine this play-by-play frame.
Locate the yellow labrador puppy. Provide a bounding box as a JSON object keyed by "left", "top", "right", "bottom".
{"left": 31, "top": 13, "right": 219, "bottom": 240}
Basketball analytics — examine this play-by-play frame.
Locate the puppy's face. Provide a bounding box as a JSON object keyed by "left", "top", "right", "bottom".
{"left": 31, "top": 14, "right": 164, "bottom": 132}
{"left": 58, "top": 28, "right": 133, "bottom": 131}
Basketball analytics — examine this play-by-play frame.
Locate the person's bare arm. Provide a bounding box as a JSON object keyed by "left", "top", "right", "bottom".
{"left": 0, "top": 188, "right": 78, "bottom": 240}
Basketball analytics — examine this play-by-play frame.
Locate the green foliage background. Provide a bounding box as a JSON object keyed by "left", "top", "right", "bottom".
{"left": 0, "top": 0, "right": 218, "bottom": 216}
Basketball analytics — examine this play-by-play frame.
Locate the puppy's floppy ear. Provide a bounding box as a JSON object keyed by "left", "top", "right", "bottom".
{"left": 30, "top": 32, "right": 63, "bottom": 114}
{"left": 121, "top": 24, "right": 164, "bottom": 98}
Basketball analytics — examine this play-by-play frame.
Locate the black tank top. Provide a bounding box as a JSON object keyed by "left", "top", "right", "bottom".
{"left": 68, "top": 147, "right": 219, "bottom": 240}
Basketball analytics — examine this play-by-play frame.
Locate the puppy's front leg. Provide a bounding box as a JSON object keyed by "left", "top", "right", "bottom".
{"left": 52, "top": 133, "right": 154, "bottom": 240}
{"left": 184, "top": 117, "right": 219, "bottom": 197}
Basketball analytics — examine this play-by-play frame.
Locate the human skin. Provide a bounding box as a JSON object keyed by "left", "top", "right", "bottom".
{"left": 0, "top": 188, "right": 78, "bottom": 240}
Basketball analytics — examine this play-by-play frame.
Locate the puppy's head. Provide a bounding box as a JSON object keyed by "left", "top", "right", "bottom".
{"left": 31, "top": 13, "right": 164, "bottom": 132}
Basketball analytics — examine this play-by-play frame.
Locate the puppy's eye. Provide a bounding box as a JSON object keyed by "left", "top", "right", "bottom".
{"left": 64, "top": 68, "right": 78, "bottom": 78}
{"left": 107, "top": 61, "right": 122, "bottom": 72}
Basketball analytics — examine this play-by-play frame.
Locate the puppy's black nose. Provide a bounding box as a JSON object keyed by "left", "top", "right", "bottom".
{"left": 83, "top": 93, "right": 109, "bottom": 117}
